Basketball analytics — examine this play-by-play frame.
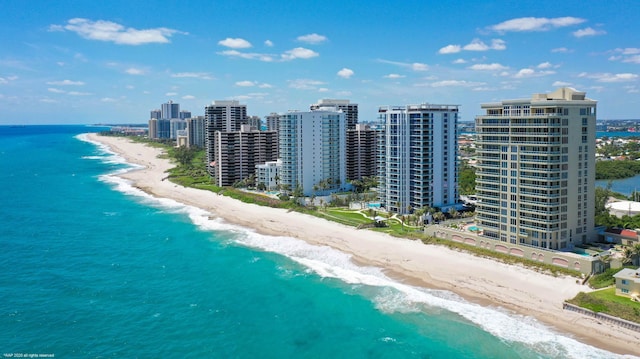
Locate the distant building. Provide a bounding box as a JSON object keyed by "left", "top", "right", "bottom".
{"left": 211, "top": 125, "right": 278, "bottom": 187}
{"left": 346, "top": 124, "right": 377, "bottom": 181}
{"left": 247, "top": 116, "right": 262, "bottom": 130}
{"left": 377, "top": 104, "right": 459, "bottom": 214}
{"left": 179, "top": 110, "right": 191, "bottom": 120}
{"left": 310, "top": 99, "right": 358, "bottom": 130}
{"left": 186, "top": 116, "right": 205, "bottom": 148}
{"left": 265, "top": 113, "right": 280, "bottom": 132}
{"left": 176, "top": 129, "right": 188, "bottom": 147}
{"left": 475, "top": 87, "right": 596, "bottom": 249}
{"left": 161, "top": 100, "right": 180, "bottom": 120}
{"left": 256, "top": 159, "right": 282, "bottom": 191}
{"left": 157, "top": 118, "right": 171, "bottom": 139}
{"left": 170, "top": 119, "right": 187, "bottom": 139}
{"left": 614, "top": 268, "right": 640, "bottom": 299}
{"left": 205, "top": 100, "right": 248, "bottom": 177}
{"left": 150, "top": 109, "right": 161, "bottom": 119}
{"left": 279, "top": 107, "right": 347, "bottom": 196}
{"left": 148, "top": 118, "right": 158, "bottom": 139}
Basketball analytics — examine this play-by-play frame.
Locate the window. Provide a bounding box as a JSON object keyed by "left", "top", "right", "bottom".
{"left": 622, "top": 288, "right": 629, "bottom": 294}
{"left": 622, "top": 279, "right": 628, "bottom": 285}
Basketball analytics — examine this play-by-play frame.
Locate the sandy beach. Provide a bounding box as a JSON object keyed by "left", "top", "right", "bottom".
{"left": 88, "top": 133, "right": 640, "bottom": 356}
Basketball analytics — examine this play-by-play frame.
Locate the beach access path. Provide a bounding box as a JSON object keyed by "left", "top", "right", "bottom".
{"left": 87, "top": 133, "right": 640, "bottom": 356}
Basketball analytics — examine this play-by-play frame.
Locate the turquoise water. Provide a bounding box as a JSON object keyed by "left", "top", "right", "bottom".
{"left": 468, "top": 226, "right": 481, "bottom": 232}
{"left": 0, "top": 125, "right": 625, "bottom": 358}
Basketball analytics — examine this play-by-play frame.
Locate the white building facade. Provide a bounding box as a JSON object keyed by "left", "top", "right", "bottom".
{"left": 256, "top": 159, "right": 282, "bottom": 191}
{"left": 475, "top": 88, "right": 596, "bottom": 250}
{"left": 377, "top": 104, "right": 459, "bottom": 214}
{"left": 279, "top": 108, "right": 347, "bottom": 196}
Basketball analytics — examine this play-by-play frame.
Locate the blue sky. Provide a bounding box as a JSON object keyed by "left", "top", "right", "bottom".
{"left": 1, "top": 0, "right": 638, "bottom": 124}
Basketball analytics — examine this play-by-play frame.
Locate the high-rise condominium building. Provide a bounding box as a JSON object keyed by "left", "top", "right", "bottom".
{"left": 186, "top": 116, "right": 205, "bottom": 148}
{"left": 247, "top": 116, "right": 262, "bottom": 130}
{"left": 310, "top": 99, "right": 358, "bottom": 130}
{"left": 161, "top": 100, "right": 180, "bottom": 120}
{"left": 211, "top": 125, "right": 278, "bottom": 187}
{"left": 279, "top": 108, "right": 347, "bottom": 196}
{"left": 346, "top": 124, "right": 377, "bottom": 181}
{"left": 179, "top": 110, "right": 192, "bottom": 120}
{"left": 475, "top": 87, "right": 596, "bottom": 250}
{"left": 170, "top": 119, "right": 187, "bottom": 139}
{"left": 377, "top": 104, "right": 459, "bottom": 214}
{"left": 148, "top": 118, "right": 158, "bottom": 139}
{"left": 150, "top": 109, "right": 161, "bottom": 119}
{"left": 265, "top": 113, "right": 281, "bottom": 132}
{"left": 204, "top": 100, "right": 248, "bottom": 177}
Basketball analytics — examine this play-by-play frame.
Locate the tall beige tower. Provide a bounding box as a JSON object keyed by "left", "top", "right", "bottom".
{"left": 475, "top": 88, "right": 596, "bottom": 250}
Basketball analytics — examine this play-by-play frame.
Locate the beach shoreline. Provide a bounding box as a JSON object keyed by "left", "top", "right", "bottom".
{"left": 87, "top": 133, "right": 640, "bottom": 357}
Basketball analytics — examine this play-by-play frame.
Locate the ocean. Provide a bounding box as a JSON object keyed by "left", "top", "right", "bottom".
{"left": 0, "top": 125, "right": 626, "bottom": 358}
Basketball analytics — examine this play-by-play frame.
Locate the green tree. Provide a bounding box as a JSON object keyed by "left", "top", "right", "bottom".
{"left": 173, "top": 146, "right": 197, "bottom": 166}
{"left": 458, "top": 161, "right": 477, "bottom": 195}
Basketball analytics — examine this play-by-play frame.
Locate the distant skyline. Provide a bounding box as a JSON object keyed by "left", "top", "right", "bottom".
{"left": 0, "top": 0, "right": 638, "bottom": 125}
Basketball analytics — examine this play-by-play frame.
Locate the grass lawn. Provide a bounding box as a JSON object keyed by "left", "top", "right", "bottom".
{"left": 568, "top": 287, "right": 640, "bottom": 323}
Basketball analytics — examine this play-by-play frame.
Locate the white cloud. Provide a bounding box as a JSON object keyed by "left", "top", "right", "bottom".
{"left": 125, "top": 68, "right": 145, "bottom": 75}
{"left": 430, "top": 80, "right": 486, "bottom": 87}
{"left": 452, "top": 59, "right": 467, "bottom": 64}
{"left": 46, "top": 79, "right": 84, "bottom": 86}
{"left": 50, "top": 18, "right": 184, "bottom": 45}
{"left": 608, "top": 48, "right": 640, "bottom": 64}
{"left": 258, "top": 83, "right": 272, "bottom": 88}
{"left": 490, "top": 39, "right": 507, "bottom": 50}
{"left": 384, "top": 74, "right": 405, "bottom": 79}
{"left": 282, "top": 47, "right": 319, "bottom": 61}
{"left": 411, "top": 63, "right": 429, "bottom": 71}
{"left": 337, "top": 68, "right": 354, "bottom": 79}
{"left": 440, "top": 39, "right": 505, "bottom": 54}
{"left": 0, "top": 76, "right": 18, "bottom": 84}
{"left": 40, "top": 98, "right": 58, "bottom": 103}
{"left": 490, "top": 17, "right": 586, "bottom": 32}
{"left": 48, "top": 88, "right": 65, "bottom": 93}
{"left": 288, "top": 79, "right": 325, "bottom": 90}
{"left": 182, "top": 95, "right": 195, "bottom": 100}
{"left": 377, "top": 59, "right": 429, "bottom": 71}
{"left": 219, "top": 50, "right": 275, "bottom": 62}
{"left": 551, "top": 47, "right": 572, "bottom": 53}
{"left": 552, "top": 81, "right": 572, "bottom": 87}
{"left": 468, "top": 63, "right": 508, "bottom": 71}
{"left": 579, "top": 72, "right": 638, "bottom": 82}
{"left": 297, "top": 33, "right": 327, "bottom": 44}
{"left": 218, "top": 37, "right": 252, "bottom": 49}
{"left": 125, "top": 85, "right": 135, "bottom": 89}
{"left": 165, "top": 92, "right": 178, "bottom": 96}
{"left": 171, "top": 72, "right": 214, "bottom": 80}
{"left": 236, "top": 80, "right": 256, "bottom": 87}
{"left": 625, "top": 86, "right": 639, "bottom": 93}
{"left": 67, "top": 91, "right": 91, "bottom": 96}
{"left": 573, "top": 27, "right": 606, "bottom": 38}
{"left": 463, "top": 39, "right": 506, "bottom": 51}
{"left": 438, "top": 44, "right": 461, "bottom": 54}
{"left": 537, "top": 62, "right": 553, "bottom": 69}
{"left": 101, "top": 97, "right": 117, "bottom": 102}
{"left": 264, "top": 40, "right": 273, "bottom": 47}
{"left": 318, "top": 88, "right": 329, "bottom": 92}
{"left": 513, "top": 68, "right": 555, "bottom": 78}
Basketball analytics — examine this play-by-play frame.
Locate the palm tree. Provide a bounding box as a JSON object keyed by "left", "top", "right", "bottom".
{"left": 622, "top": 247, "right": 634, "bottom": 266}
{"left": 632, "top": 243, "right": 640, "bottom": 266}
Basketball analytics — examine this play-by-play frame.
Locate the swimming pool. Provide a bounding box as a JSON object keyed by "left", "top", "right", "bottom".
{"left": 468, "top": 225, "right": 481, "bottom": 231}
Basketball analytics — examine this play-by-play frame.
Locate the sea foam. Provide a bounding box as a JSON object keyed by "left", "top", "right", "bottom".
{"left": 81, "top": 135, "right": 633, "bottom": 359}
